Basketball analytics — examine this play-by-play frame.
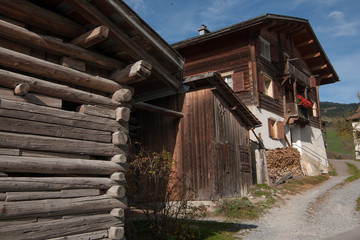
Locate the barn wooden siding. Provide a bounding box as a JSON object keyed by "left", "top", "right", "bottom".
{"left": 134, "top": 87, "right": 253, "bottom": 201}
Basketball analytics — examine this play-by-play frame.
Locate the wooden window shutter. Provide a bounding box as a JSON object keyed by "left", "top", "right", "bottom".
{"left": 310, "top": 76, "right": 316, "bottom": 88}
{"left": 271, "top": 45, "right": 279, "bottom": 62}
{"left": 277, "top": 121, "right": 285, "bottom": 139}
{"left": 232, "top": 72, "right": 245, "bottom": 92}
{"left": 258, "top": 72, "right": 264, "bottom": 93}
{"left": 273, "top": 81, "right": 279, "bottom": 99}
{"left": 268, "top": 118, "right": 274, "bottom": 138}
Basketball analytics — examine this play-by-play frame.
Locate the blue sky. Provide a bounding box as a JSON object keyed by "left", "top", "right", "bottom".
{"left": 124, "top": 0, "right": 360, "bottom": 104}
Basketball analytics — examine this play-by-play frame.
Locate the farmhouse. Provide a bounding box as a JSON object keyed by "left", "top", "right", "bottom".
{"left": 0, "top": 0, "right": 183, "bottom": 239}
{"left": 349, "top": 107, "right": 360, "bottom": 160}
{"left": 173, "top": 14, "right": 340, "bottom": 180}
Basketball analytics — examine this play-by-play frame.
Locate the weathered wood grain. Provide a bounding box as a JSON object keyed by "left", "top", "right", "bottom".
{"left": 0, "top": 214, "right": 123, "bottom": 240}
{"left": 6, "top": 191, "right": 61, "bottom": 202}
{"left": 0, "top": 69, "right": 121, "bottom": 107}
{"left": 0, "top": 177, "right": 113, "bottom": 192}
{"left": 0, "top": 87, "right": 62, "bottom": 109}
{"left": 71, "top": 25, "right": 109, "bottom": 48}
{"left": 0, "top": 148, "right": 19, "bottom": 156}
{"left": 110, "top": 60, "right": 152, "bottom": 84}
{"left": 13, "top": 83, "right": 30, "bottom": 96}
{"left": 0, "top": 155, "right": 126, "bottom": 175}
{"left": 0, "top": 99, "right": 123, "bottom": 132}
{"left": 0, "top": 46, "right": 129, "bottom": 93}
{"left": 0, "top": 195, "right": 126, "bottom": 219}
{"left": 48, "top": 230, "right": 108, "bottom": 240}
{"left": 0, "top": 116, "right": 111, "bottom": 143}
{"left": 20, "top": 150, "right": 89, "bottom": 159}
{"left": 61, "top": 57, "right": 86, "bottom": 72}
{"left": 78, "top": 104, "right": 116, "bottom": 119}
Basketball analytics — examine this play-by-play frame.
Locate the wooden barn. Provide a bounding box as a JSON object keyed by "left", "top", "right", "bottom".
{"left": 133, "top": 72, "right": 261, "bottom": 201}
{"left": 0, "top": 0, "right": 183, "bottom": 239}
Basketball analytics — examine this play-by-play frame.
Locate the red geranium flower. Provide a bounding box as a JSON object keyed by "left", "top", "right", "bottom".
{"left": 297, "top": 95, "right": 313, "bottom": 109}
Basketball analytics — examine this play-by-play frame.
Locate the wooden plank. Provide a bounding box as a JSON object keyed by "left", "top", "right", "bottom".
{"left": 0, "top": 46, "right": 130, "bottom": 93}
{"left": 0, "top": 19, "right": 123, "bottom": 69}
{"left": 0, "top": 116, "right": 111, "bottom": 143}
{"left": 20, "top": 150, "right": 90, "bottom": 160}
{"left": 110, "top": 60, "right": 152, "bottom": 84}
{"left": 78, "top": 105, "right": 116, "bottom": 119}
{"left": 61, "top": 57, "right": 86, "bottom": 72}
{"left": 0, "top": 177, "right": 113, "bottom": 192}
{"left": 0, "top": 99, "right": 123, "bottom": 132}
{"left": 0, "top": 195, "right": 126, "bottom": 219}
{"left": 71, "top": 25, "right": 109, "bottom": 48}
{"left": 0, "top": 0, "right": 85, "bottom": 38}
{"left": 0, "top": 155, "right": 126, "bottom": 175}
{"left": 0, "top": 214, "right": 122, "bottom": 240}
{"left": 48, "top": 230, "right": 108, "bottom": 240}
{"left": 0, "top": 148, "right": 19, "bottom": 156}
{"left": 0, "top": 87, "right": 62, "bottom": 109}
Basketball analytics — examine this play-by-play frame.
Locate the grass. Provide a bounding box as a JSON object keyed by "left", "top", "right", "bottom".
{"left": 326, "top": 127, "right": 355, "bottom": 159}
{"left": 345, "top": 163, "right": 360, "bottom": 182}
{"left": 131, "top": 219, "right": 242, "bottom": 240}
{"left": 328, "top": 163, "right": 338, "bottom": 176}
{"left": 279, "top": 175, "right": 329, "bottom": 194}
{"left": 357, "top": 197, "right": 360, "bottom": 211}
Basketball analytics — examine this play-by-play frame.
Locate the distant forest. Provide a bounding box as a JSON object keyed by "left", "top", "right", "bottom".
{"left": 320, "top": 102, "right": 359, "bottom": 119}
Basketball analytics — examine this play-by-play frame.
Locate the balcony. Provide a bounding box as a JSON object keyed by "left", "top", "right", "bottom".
{"left": 285, "top": 102, "right": 309, "bottom": 124}
{"left": 284, "top": 62, "right": 310, "bottom": 84}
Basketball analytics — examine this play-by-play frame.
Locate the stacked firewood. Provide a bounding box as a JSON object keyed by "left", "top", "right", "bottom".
{"left": 266, "top": 147, "right": 303, "bottom": 184}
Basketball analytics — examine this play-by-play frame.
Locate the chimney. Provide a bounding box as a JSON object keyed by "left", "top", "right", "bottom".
{"left": 198, "top": 24, "right": 210, "bottom": 36}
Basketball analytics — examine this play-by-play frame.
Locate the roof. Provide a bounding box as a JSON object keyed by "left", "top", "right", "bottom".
{"left": 348, "top": 106, "right": 360, "bottom": 121}
{"left": 173, "top": 13, "right": 339, "bottom": 86}
{"left": 27, "top": 0, "right": 185, "bottom": 102}
{"left": 184, "top": 72, "right": 262, "bottom": 128}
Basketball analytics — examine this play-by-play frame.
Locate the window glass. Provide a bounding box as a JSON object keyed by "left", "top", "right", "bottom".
{"left": 263, "top": 74, "right": 273, "bottom": 98}
{"left": 224, "top": 76, "right": 233, "bottom": 89}
{"left": 260, "top": 37, "right": 271, "bottom": 61}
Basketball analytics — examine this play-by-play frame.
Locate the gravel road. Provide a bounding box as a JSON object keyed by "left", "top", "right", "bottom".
{"left": 235, "top": 159, "right": 360, "bottom": 240}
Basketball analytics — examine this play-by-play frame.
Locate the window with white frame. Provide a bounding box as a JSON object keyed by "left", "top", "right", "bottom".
{"left": 263, "top": 74, "right": 274, "bottom": 98}
{"left": 221, "top": 72, "right": 234, "bottom": 89}
{"left": 260, "top": 37, "right": 271, "bottom": 61}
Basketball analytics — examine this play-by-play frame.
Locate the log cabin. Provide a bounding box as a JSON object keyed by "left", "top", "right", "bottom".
{"left": 0, "top": 0, "right": 184, "bottom": 239}
{"left": 173, "top": 14, "right": 340, "bottom": 180}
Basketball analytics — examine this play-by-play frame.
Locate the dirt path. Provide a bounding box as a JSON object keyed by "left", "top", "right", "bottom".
{"left": 235, "top": 159, "right": 360, "bottom": 240}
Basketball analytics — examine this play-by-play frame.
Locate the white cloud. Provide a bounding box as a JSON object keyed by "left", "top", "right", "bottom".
{"left": 329, "top": 10, "right": 344, "bottom": 20}
{"left": 326, "top": 10, "right": 358, "bottom": 36}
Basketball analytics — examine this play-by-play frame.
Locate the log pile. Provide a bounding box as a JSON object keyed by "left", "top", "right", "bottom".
{"left": 266, "top": 147, "right": 303, "bottom": 184}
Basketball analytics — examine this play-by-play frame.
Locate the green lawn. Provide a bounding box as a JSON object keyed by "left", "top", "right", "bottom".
{"left": 326, "top": 127, "right": 355, "bottom": 159}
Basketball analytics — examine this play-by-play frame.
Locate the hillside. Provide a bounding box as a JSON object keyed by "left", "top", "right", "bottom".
{"left": 320, "top": 102, "right": 359, "bottom": 119}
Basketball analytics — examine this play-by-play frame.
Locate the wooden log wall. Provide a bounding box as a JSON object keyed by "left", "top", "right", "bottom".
{"left": 0, "top": 3, "right": 144, "bottom": 238}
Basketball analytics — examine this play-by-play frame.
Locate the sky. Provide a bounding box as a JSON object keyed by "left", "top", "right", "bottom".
{"left": 123, "top": 0, "right": 360, "bottom": 104}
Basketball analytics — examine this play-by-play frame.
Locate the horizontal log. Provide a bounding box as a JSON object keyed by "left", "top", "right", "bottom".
{"left": 110, "top": 172, "right": 126, "bottom": 182}
{"left": 110, "top": 60, "right": 152, "bottom": 84}
{"left": 0, "top": 195, "right": 126, "bottom": 220}
{"left": 0, "top": 69, "right": 121, "bottom": 107}
{"left": 0, "top": 86, "right": 62, "bottom": 109}
{"left": 133, "top": 102, "right": 184, "bottom": 118}
{"left": 6, "top": 189, "right": 101, "bottom": 201}
{"left": 112, "top": 132, "right": 129, "bottom": 146}
{"left": 0, "top": 155, "right": 126, "bottom": 175}
{"left": 0, "top": 148, "right": 19, "bottom": 156}
{"left": 0, "top": 116, "right": 111, "bottom": 143}
{"left": 0, "top": 214, "right": 122, "bottom": 240}
{"left": 0, "top": 99, "right": 123, "bottom": 132}
{"left": 0, "top": 19, "right": 122, "bottom": 69}
{"left": 48, "top": 230, "right": 108, "bottom": 240}
{"left": 78, "top": 104, "right": 116, "bottom": 119}
{"left": 61, "top": 189, "right": 100, "bottom": 198}
{"left": 20, "top": 150, "right": 89, "bottom": 160}
{"left": 111, "top": 154, "right": 127, "bottom": 164}
{"left": 112, "top": 88, "right": 133, "bottom": 103}
{"left": 108, "top": 227, "right": 124, "bottom": 239}
{"left": 71, "top": 25, "right": 109, "bottom": 48}
{"left": 107, "top": 185, "right": 126, "bottom": 198}
{"left": 115, "top": 107, "right": 131, "bottom": 122}
{"left": 110, "top": 208, "right": 125, "bottom": 218}
{"left": 0, "top": 46, "right": 129, "bottom": 93}
{"left": 13, "top": 83, "right": 30, "bottom": 96}
{"left": 0, "top": 37, "right": 30, "bottom": 54}
{"left": 61, "top": 57, "right": 86, "bottom": 72}
{"left": 0, "top": 177, "right": 113, "bottom": 192}
{"left": 0, "top": 132, "right": 126, "bottom": 157}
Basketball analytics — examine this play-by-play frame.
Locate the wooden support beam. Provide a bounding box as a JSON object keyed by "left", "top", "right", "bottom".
{"left": 302, "top": 52, "right": 320, "bottom": 60}
{"left": 48, "top": 230, "right": 108, "bottom": 240}
{"left": 66, "top": 0, "right": 183, "bottom": 91}
{"left": 0, "top": 132, "right": 126, "bottom": 157}
{"left": 108, "top": 226, "right": 125, "bottom": 239}
{"left": 0, "top": 116, "right": 111, "bottom": 143}
{"left": 110, "top": 208, "right": 125, "bottom": 218}
{"left": 78, "top": 105, "right": 116, "bottom": 119}
{"left": 0, "top": 214, "right": 121, "bottom": 240}
{"left": 111, "top": 154, "right": 127, "bottom": 164}
{"left": 107, "top": 185, "right": 126, "bottom": 198}
{"left": 0, "top": 177, "right": 113, "bottom": 192}
{"left": 317, "top": 74, "right": 333, "bottom": 84}
{"left": 13, "top": 83, "right": 30, "bottom": 96}
{"left": 0, "top": 19, "right": 123, "bottom": 69}
{"left": 71, "top": 25, "right": 109, "bottom": 48}
{"left": 0, "top": 155, "right": 126, "bottom": 175}
{"left": 295, "top": 39, "right": 314, "bottom": 48}
{"left": 112, "top": 131, "right": 129, "bottom": 146}
{"left": 0, "top": 0, "right": 85, "bottom": 38}
{"left": 0, "top": 86, "right": 62, "bottom": 109}
{"left": 112, "top": 89, "right": 133, "bottom": 103}
{"left": 0, "top": 69, "right": 120, "bottom": 107}
{"left": 133, "top": 102, "right": 184, "bottom": 118}
{"left": 0, "top": 99, "right": 123, "bottom": 132}
{"left": 311, "top": 64, "right": 327, "bottom": 71}
{"left": 0, "top": 46, "right": 129, "bottom": 93}
{"left": 110, "top": 172, "right": 126, "bottom": 182}
{"left": 110, "top": 60, "right": 152, "bottom": 84}
{"left": 115, "top": 107, "right": 131, "bottom": 122}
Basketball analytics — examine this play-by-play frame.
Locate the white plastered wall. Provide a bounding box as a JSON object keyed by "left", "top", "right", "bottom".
{"left": 352, "top": 121, "right": 360, "bottom": 160}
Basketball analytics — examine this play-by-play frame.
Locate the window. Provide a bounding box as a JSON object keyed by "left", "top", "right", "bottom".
{"left": 224, "top": 76, "right": 233, "bottom": 89}
{"left": 260, "top": 37, "right": 271, "bottom": 61}
{"left": 263, "top": 74, "right": 274, "bottom": 98}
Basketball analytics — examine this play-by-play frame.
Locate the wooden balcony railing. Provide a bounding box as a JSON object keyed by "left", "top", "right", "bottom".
{"left": 284, "top": 62, "right": 310, "bottom": 84}
{"left": 286, "top": 102, "right": 309, "bottom": 124}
